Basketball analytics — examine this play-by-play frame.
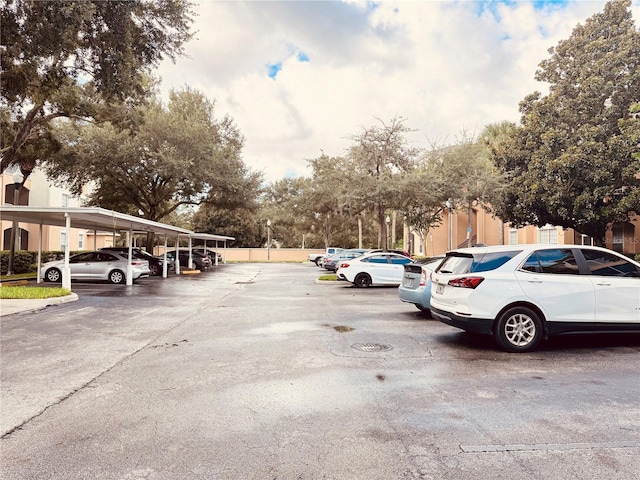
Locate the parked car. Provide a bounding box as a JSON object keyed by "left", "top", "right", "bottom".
{"left": 336, "top": 251, "right": 413, "bottom": 287}
{"left": 323, "top": 249, "right": 369, "bottom": 272}
{"left": 398, "top": 257, "right": 445, "bottom": 313}
{"left": 369, "top": 249, "right": 414, "bottom": 259}
{"left": 99, "top": 247, "right": 174, "bottom": 276}
{"left": 309, "top": 247, "right": 343, "bottom": 266}
{"left": 430, "top": 244, "right": 640, "bottom": 353}
{"left": 192, "top": 248, "right": 223, "bottom": 264}
{"left": 41, "top": 251, "right": 151, "bottom": 284}
{"left": 165, "top": 250, "right": 212, "bottom": 270}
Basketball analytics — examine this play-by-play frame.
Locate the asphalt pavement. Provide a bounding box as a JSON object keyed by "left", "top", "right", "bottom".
{"left": 1, "top": 263, "right": 639, "bottom": 480}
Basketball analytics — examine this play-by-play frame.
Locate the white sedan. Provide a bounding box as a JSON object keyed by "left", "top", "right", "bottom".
{"left": 336, "top": 251, "right": 413, "bottom": 287}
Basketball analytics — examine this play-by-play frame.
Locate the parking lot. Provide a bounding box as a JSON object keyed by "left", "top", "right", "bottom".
{"left": 1, "top": 263, "right": 639, "bottom": 479}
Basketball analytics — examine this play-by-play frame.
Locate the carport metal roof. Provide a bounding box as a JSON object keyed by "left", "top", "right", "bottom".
{"left": 1, "top": 206, "right": 195, "bottom": 288}
{"left": 0, "top": 206, "right": 193, "bottom": 236}
{"left": 189, "top": 232, "right": 235, "bottom": 242}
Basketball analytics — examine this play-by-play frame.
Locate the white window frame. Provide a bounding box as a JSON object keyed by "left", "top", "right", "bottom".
{"left": 60, "top": 231, "right": 67, "bottom": 248}
{"left": 78, "top": 232, "right": 84, "bottom": 250}
{"left": 509, "top": 229, "right": 518, "bottom": 245}
{"left": 537, "top": 225, "right": 558, "bottom": 245}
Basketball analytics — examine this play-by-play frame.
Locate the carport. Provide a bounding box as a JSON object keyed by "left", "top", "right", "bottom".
{"left": 188, "top": 233, "right": 235, "bottom": 266}
{"left": 0, "top": 206, "right": 193, "bottom": 289}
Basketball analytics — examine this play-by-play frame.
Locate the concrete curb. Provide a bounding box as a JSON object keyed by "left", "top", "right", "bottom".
{"left": 0, "top": 293, "right": 79, "bottom": 318}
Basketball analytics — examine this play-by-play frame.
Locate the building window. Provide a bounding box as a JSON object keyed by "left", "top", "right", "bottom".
{"left": 509, "top": 229, "right": 518, "bottom": 245}
{"left": 61, "top": 194, "right": 70, "bottom": 207}
{"left": 78, "top": 233, "right": 84, "bottom": 250}
{"left": 537, "top": 225, "right": 558, "bottom": 244}
{"left": 612, "top": 224, "right": 624, "bottom": 252}
{"left": 60, "top": 231, "right": 67, "bottom": 248}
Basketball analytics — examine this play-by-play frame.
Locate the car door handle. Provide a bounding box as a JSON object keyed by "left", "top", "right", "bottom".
{"left": 594, "top": 281, "right": 611, "bottom": 286}
{"left": 527, "top": 279, "right": 543, "bottom": 283}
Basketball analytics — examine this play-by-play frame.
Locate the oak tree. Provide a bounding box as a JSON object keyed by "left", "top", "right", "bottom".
{"left": 491, "top": 0, "right": 640, "bottom": 243}
{"left": 1, "top": 0, "right": 194, "bottom": 176}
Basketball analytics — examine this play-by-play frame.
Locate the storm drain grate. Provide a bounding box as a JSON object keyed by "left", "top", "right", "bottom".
{"left": 351, "top": 342, "right": 393, "bottom": 352}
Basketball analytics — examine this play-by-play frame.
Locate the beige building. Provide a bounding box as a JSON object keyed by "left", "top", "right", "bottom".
{"left": 1, "top": 168, "right": 115, "bottom": 252}
{"left": 403, "top": 202, "right": 639, "bottom": 257}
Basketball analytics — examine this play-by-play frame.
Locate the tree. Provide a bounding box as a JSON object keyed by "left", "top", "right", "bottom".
{"left": 44, "top": 88, "right": 251, "bottom": 247}
{"left": 491, "top": 0, "right": 640, "bottom": 244}
{"left": 257, "top": 177, "right": 312, "bottom": 248}
{"left": 0, "top": 0, "right": 194, "bottom": 175}
{"left": 304, "top": 154, "right": 362, "bottom": 248}
{"left": 400, "top": 127, "right": 506, "bottom": 254}
{"left": 347, "top": 116, "right": 421, "bottom": 250}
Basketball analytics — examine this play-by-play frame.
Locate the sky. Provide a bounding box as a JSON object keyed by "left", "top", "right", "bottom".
{"left": 156, "top": 0, "right": 640, "bottom": 183}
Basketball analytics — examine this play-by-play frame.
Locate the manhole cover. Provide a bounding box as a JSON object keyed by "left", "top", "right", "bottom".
{"left": 351, "top": 342, "right": 393, "bottom": 352}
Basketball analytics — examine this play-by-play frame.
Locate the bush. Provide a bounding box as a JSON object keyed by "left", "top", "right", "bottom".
{"left": 0, "top": 250, "right": 72, "bottom": 275}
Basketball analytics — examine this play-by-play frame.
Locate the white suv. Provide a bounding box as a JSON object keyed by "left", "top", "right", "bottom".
{"left": 430, "top": 244, "right": 640, "bottom": 352}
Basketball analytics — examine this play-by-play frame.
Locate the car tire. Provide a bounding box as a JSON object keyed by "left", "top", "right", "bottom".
{"left": 354, "top": 273, "right": 372, "bottom": 288}
{"left": 149, "top": 264, "right": 159, "bottom": 276}
{"left": 494, "top": 306, "right": 543, "bottom": 353}
{"left": 44, "top": 268, "right": 62, "bottom": 283}
{"left": 109, "top": 269, "right": 126, "bottom": 284}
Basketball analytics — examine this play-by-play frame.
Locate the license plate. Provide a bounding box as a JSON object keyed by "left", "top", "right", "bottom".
{"left": 435, "top": 283, "right": 444, "bottom": 294}
{"left": 403, "top": 279, "right": 413, "bottom": 287}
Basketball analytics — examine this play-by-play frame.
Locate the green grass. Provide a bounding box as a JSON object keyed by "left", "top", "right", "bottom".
{"left": 0, "top": 272, "right": 38, "bottom": 282}
{"left": 318, "top": 274, "right": 338, "bottom": 281}
{"left": 0, "top": 286, "right": 71, "bottom": 299}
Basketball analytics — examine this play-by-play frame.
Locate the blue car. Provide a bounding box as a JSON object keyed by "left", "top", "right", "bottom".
{"left": 398, "top": 258, "right": 444, "bottom": 314}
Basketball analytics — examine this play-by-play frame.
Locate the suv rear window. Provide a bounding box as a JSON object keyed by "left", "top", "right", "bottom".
{"left": 436, "top": 250, "right": 521, "bottom": 274}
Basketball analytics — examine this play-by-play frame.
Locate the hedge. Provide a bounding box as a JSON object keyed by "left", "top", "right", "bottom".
{"left": 0, "top": 251, "right": 78, "bottom": 275}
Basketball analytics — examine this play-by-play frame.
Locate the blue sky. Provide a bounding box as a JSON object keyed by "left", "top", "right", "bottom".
{"left": 157, "top": 0, "right": 639, "bottom": 182}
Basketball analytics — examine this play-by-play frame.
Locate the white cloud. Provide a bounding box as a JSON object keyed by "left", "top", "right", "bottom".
{"left": 156, "top": 0, "right": 635, "bottom": 182}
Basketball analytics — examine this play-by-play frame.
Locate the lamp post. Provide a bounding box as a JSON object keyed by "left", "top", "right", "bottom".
{"left": 445, "top": 198, "right": 453, "bottom": 251}
{"left": 385, "top": 215, "right": 391, "bottom": 250}
{"left": 266, "top": 219, "right": 271, "bottom": 261}
{"left": 6, "top": 171, "right": 25, "bottom": 276}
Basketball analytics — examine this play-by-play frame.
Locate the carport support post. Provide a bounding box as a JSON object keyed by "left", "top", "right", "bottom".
{"left": 188, "top": 237, "right": 193, "bottom": 269}
{"left": 62, "top": 213, "right": 71, "bottom": 290}
{"left": 174, "top": 234, "right": 180, "bottom": 274}
{"left": 37, "top": 223, "right": 43, "bottom": 284}
{"left": 162, "top": 234, "right": 168, "bottom": 278}
{"left": 126, "top": 230, "right": 133, "bottom": 286}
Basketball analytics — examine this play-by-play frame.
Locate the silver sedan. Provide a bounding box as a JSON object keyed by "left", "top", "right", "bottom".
{"left": 41, "top": 251, "right": 150, "bottom": 284}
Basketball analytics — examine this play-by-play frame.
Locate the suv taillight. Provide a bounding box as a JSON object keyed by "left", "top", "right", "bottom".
{"left": 419, "top": 270, "right": 428, "bottom": 286}
{"left": 448, "top": 277, "right": 484, "bottom": 289}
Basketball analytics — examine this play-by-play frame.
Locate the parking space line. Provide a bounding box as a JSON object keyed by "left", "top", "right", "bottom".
{"left": 460, "top": 441, "right": 640, "bottom": 453}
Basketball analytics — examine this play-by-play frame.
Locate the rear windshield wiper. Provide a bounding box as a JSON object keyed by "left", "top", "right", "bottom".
{"left": 439, "top": 269, "right": 453, "bottom": 274}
